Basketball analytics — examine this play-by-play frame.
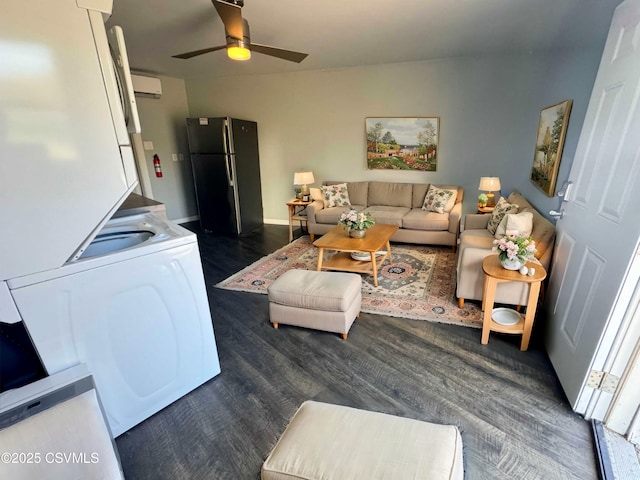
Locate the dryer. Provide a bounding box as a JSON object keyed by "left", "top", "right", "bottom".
{"left": 8, "top": 213, "right": 221, "bottom": 437}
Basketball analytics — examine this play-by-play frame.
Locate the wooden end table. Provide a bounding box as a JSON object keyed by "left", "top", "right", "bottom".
{"left": 481, "top": 255, "right": 547, "bottom": 351}
{"left": 313, "top": 224, "right": 399, "bottom": 287}
{"left": 287, "top": 199, "right": 313, "bottom": 242}
{"left": 477, "top": 206, "right": 495, "bottom": 214}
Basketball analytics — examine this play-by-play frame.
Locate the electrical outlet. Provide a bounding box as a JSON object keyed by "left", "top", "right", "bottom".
{"left": 143, "top": 141, "right": 154, "bottom": 150}
{"left": 172, "top": 154, "right": 178, "bottom": 162}
{"left": 178, "top": 153, "right": 184, "bottom": 161}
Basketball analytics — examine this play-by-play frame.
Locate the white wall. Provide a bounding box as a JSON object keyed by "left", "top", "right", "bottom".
{"left": 135, "top": 75, "right": 197, "bottom": 222}
{"left": 184, "top": 49, "right": 602, "bottom": 223}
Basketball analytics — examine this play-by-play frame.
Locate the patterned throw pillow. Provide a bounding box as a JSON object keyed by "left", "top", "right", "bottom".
{"left": 487, "top": 197, "right": 519, "bottom": 235}
{"left": 422, "top": 186, "right": 456, "bottom": 214}
{"left": 320, "top": 183, "right": 351, "bottom": 208}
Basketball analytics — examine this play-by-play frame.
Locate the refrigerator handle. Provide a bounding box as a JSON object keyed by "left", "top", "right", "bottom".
{"left": 225, "top": 155, "right": 234, "bottom": 186}
{"left": 222, "top": 121, "right": 229, "bottom": 155}
{"left": 222, "top": 120, "right": 234, "bottom": 186}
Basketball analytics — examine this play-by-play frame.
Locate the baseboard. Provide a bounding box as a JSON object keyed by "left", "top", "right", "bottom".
{"left": 264, "top": 219, "right": 289, "bottom": 226}
{"left": 174, "top": 216, "right": 289, "bottom": 227}
{"left": 172, "top": 215, "right": 199, "bottom": 224}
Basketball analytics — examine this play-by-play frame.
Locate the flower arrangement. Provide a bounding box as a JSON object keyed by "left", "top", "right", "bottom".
{"left": 478, "top": 193, "right": 488, "bottom": 207}
{"left": 493, "top": 230, "right": 537, "bottom": 264}
{"left": 338, "top": 208, "right": 375, "bottom": 231}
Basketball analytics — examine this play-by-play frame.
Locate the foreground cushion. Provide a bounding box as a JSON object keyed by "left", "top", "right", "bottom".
{"left": 262, "top": 400, "right": 464, "bottom": 480}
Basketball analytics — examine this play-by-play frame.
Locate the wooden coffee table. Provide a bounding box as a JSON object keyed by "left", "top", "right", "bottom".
{"left": 313, "top": 224, "right": 399, "bottom": 287}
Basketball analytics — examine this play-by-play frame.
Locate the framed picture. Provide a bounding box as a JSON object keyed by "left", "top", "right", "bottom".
{"left": 366, "top": 117, "right": 439, "bottom": 171}
{"left": 530, "top": 100, "right": 572, "bottom": 196}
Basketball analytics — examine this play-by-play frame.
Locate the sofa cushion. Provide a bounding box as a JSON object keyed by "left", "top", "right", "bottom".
{"left": 487, "top": 197, "right": 519, "bottom": 235}
{"left": 494, "top": 212, "right": 534, "bottom": 238}
{"left": 321, "top": 183, "right": 351, "bottom": 208}
{"left": 316, "top": 205, "right": 365, "bottom": 225}
{"left": 422, "top": 185, "right": 457, "bottom": 213}
{"left": 412, "top": 183, "right": 430, "bottom": 208}
{"left": 506, "top": 191, "right": 533, "bottom": 211}
{"left": 368, "top": 181, "right": 412, "bottom": 207}
{"left": 347, "top": 181, "right": 369, "bottom": 207}
{"left": 363, "top": 206, "right": 410, "bottom": 227}
{"left": 402, "top": 209, "right": 450, "bottom": 231}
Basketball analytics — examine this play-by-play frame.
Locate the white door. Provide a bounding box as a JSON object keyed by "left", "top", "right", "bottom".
{"left": 544, "top": 0, "right": 640, "bottom": 412}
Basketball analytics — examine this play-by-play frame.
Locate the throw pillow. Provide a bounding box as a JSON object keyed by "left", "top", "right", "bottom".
{"left": 321, "top": 183, "right": 351, "bottom": 208}
{"left": 487, "top": 197, "right": 519, "bottom": 235}
{"left": 422, "top": 186, "right": 456, "bottom": 214}
{"left": 494, "top": 212, "right": 534, "bottom": 238}
{"left": 310, "top": 187, "right": 324, "bottom": 203}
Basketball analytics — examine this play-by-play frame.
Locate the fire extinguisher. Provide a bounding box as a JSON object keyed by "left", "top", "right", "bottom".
{"left": 153, "top": 154, "right": 163, "bottom": 178}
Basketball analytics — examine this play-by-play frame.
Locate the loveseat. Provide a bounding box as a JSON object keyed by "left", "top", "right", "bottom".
{"left": 306, "top": 181, "right": 464, "bottom": 249}
{"left": 456, "top": 191, "right": 556, "bottom": 308}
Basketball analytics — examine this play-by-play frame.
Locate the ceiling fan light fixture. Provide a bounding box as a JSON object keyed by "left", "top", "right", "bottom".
{"left": 227, "top": 45, "right": 251, "bottom": 61}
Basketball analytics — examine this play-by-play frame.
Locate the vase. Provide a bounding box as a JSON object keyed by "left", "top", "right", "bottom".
{"left": 349, "top": 228, "right": 366, "bottom": 238}
{"left": 500, "top": 257, "right": 524, "bottom": 270}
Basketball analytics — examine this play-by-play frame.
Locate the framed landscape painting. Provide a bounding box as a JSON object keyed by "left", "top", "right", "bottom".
{"left": 366, "top": 117, "right": 439, "bottom": 171}
{"left": 530, "top": 100, "right": 572, "bottom": 196}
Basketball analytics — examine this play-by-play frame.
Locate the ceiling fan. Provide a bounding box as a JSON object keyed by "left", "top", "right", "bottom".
{"left": 173, "top": 0, "right": 308, "bottom": 63}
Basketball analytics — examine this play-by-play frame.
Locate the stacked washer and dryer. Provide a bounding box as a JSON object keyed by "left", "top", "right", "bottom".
{"left": 0, "top": 0, "right": 220, "bottom": 437}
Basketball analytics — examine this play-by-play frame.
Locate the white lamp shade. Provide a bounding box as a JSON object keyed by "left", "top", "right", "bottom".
{"left": 479, "top": 177, "right": 501, "bottom": 191}
{"left": 293, "top": 171, "right": 315, "bottom": 186}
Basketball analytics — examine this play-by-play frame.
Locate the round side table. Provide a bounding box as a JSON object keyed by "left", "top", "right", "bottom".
{"left": 481, "top": 255, "right": 547, "bottom": 351}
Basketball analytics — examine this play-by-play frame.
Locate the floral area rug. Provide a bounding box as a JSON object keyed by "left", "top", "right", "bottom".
{"left": 215, "top": 237, "right": 483, "bottom": 329}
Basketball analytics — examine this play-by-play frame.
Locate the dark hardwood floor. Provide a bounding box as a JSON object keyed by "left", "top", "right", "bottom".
{"left": 115, "top": 223, "right": 598, "bottom": 479}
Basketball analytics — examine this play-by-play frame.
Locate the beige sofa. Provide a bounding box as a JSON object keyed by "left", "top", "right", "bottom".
{"left": 307, "top": 181, "right": 463, "bottom": 249}
{"left": 456, "top": 191, "right": 556, "bottom": 308}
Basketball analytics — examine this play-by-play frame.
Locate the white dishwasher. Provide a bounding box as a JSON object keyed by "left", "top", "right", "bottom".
{"left": 7, "top": 213, "right": 220, "bottom": 437}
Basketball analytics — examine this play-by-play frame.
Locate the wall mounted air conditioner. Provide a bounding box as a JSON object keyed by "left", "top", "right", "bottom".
{"left": 131, "top": 74, "right": 162, "bottom": 98}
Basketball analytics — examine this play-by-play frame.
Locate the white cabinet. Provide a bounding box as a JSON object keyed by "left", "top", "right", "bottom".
{"left": 0, "top": 0, "right": 138, "bottom": 281}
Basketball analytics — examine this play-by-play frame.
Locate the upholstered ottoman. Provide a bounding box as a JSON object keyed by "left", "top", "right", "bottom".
{"left": 262, "top": 401, "right": 464, "bottom": 480}
{"left": 267, "top": 269, "right": 361, "bottom": 339}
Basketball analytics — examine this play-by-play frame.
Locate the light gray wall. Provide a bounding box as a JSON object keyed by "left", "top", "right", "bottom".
{"left": 184, "top": 49, "right": 602, "bottom": 223}
{"left": 135, "top": 75, "right": 197, "bottom": 222}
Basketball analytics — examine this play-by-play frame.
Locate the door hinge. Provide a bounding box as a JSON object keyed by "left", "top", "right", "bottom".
{"left": 587, "top": 370, "right": 620, "bottom": 394}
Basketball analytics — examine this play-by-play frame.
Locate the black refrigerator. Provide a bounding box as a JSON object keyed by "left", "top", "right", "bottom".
{"left": 186, "top": 117, "right": 264, "bottom": 234}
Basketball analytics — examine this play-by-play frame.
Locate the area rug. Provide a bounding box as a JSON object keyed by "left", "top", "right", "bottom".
{"left": 216, "top": 237, "right": 483, "bottom": 328}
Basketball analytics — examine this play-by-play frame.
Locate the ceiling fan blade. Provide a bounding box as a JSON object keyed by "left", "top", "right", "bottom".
{"left": 250, "top": 43, "right": 308, "bottom": 63}
{"left": 172, "top": 45, "right": 227, "bottom": 59}
{"left": 212, "top": 0, "right": 244, "bottom": 40}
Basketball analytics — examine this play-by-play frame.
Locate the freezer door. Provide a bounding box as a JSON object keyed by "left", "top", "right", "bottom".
{"left": 190, "top": 154, "right": 237, "bottom": 233}
{"left": 229, "top": 119, "right": 264, "bottom": 233}
{"left": 186, "top": 117, "right": 227, "bottom": 154}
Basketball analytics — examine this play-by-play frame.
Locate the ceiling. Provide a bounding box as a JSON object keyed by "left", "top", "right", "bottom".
{"left": 106, "top": 0, "right": 622, "bottom": 80}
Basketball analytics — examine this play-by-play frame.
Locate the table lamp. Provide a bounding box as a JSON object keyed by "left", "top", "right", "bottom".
{"left": 479, "top": 177, "right": 501, "bottom": 207}
{"left": 293, "top": 171, "right": 315, "bottom": 198}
